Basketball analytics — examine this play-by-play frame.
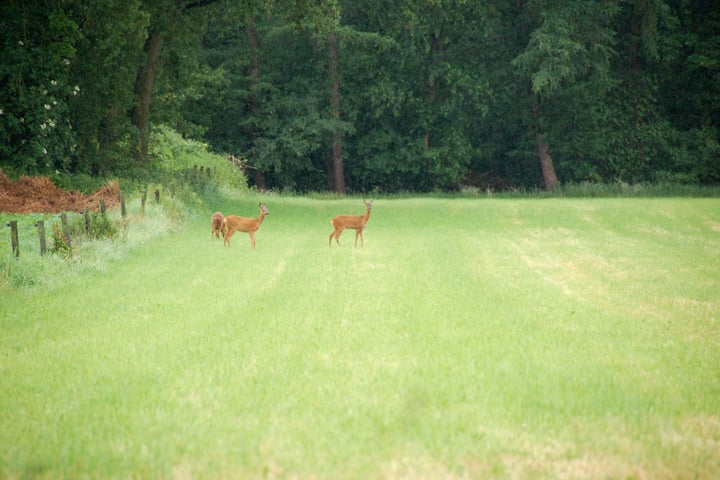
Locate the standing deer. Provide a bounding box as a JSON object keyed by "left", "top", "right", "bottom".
{"left": 329, "top": 200, "right": 373, "bottom": 247}
{"left": 223, "top": 203, "right": 269, "bottom": 248}
{"left": 211, "top": 211, "right": 226, "bottom": 239}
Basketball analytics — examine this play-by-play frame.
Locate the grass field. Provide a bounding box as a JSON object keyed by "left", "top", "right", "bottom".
{"left": 1, "top": 196, "right": 719, "bottom": 479}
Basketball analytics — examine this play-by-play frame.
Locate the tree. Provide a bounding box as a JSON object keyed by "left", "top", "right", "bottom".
{"left": 609, "top": 0, "right": 720, "bottom": 184}
{"left": 70, "top": 0, "right": 149, "bottom": 174}
{"left": 511, "top": 0, "right": 619, "bottom": 189}
{"left": 339, "top": 0, "right": 493, "bottom": 192}
{"left": 131, "top": 0, "right": 216, "bottom": 164}
{"left": 326, "top": 29, "right": 346, "bottom": 193}
{"left": 657, "top": 0, "right": 720, "bottom": 183}
{"left": 7, "top": 0, "right": 716, "bottom": 189}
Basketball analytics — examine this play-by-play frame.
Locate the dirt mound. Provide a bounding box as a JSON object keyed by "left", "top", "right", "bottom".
{"left": 0, "top": 169, "right": 120, "bottom": 214}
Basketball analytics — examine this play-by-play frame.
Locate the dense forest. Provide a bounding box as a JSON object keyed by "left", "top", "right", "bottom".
{"left": 1, "top": 0, "right": 719, "bottom": 193}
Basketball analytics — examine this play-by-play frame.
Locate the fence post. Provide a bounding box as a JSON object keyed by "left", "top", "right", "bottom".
{"left": 100, "top": 197, "right": 106, "bottom": 214}
{"left": 154, "top": 189, "right": 160, "bottom": 203}
{"left": 141, "top": 190, "right": 147, "bottom": 215}
{"left": 83, "top": 208, "right": 91, "bottom": 235}
{"left": 60, "top": 213, "right": 72, "bottom": 249}
{"left": 120, "top": 194, "right": 126, "bottom": 218}
{"left": 35, "top": 220, "right": 46, "bottom": 256}
{"left": 6, "top": 220, "right": 19, "bottom": 258}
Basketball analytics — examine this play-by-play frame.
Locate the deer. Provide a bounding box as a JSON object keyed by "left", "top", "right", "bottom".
{"left": 223, "top": 203, "right": 269, "bottom": 248}
{"left": 329, "top": 200, "right": 373, "bottom": 247}
{"left": 211, "top": 211, "right": 226, "bottom": 239}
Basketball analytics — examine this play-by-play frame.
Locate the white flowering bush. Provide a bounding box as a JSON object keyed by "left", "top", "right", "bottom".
{"left": 0, "top": 12, "right": 80, "bottom": 173}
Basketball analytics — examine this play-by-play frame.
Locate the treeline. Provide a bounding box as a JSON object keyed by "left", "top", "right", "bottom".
{"left": 1, "top": 0, "right": 719, "bottom": 193}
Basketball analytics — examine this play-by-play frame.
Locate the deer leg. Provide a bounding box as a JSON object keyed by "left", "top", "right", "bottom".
{"left": 331, "top": 229, "right": 343, "bottom": 246}
{"left": 249, "top": 231, "right": 256, "bottom": 249}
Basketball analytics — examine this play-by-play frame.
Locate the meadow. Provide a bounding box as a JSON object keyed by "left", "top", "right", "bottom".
{"left": 1, "top": 195, "right": 719, "bottom": 479}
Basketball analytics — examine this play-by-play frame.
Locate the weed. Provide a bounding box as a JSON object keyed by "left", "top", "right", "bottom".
{"left": 50, "top": 223, "right": 71, "bottom": 257}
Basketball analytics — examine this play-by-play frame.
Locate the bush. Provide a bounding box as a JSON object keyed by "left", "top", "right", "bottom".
{"left": 148, "top": 125, "right": 248, "bottom": 191}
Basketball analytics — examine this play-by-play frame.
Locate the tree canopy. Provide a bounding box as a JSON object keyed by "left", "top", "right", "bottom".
{"left": 1, "top": 0, "right": 718, "bottom": 192}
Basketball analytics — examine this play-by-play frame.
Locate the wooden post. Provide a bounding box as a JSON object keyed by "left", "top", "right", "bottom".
{"left": 154, "top": 189, "right": 160, "bottom": 203}
{"left": 99, "top": 197, "right": 106, "bottom": 214}
{"left": 141, "top": 190, "right": 147, "bottom": 215}
{"left": 83, "top": 208, "right": 91, "bottom": 235}
{"left": 6, "top": 220, "right": 19, "bottom": 258}
{"left": 35, "top": 220, "right": 46, "bottom": 256}
{"left": 60, "top": 213, "right": 72, "bottom": 248}
{"left": 120, "top": 194, "right": 126, "bottom": 218}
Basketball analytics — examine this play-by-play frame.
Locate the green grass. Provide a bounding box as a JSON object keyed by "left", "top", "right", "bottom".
{"left": 1, "top": 196, "right": 719, "bottom": 479}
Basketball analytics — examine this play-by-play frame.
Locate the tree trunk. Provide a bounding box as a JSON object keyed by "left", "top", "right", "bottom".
{"left": 246, "top": 17, "right": 266, "bottom": 189}
{"left": 132, "top": 29, "right": 162, "bottom": 163}
{"left": 531, "top": 94, "right": 559, "bottom": 190}
{"left": 327, "top": 31, "right": 346, "bottom": 194}
{"left": 537, "top": 134, "right": 559, "bottom": 190}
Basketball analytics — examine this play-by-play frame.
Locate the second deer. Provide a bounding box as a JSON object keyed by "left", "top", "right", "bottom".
{"left": 329, "top": 200, "right": 373, "bottom": 247}
{"left": 223, "top": 203, "right": 269, "bottom": 248}
{"left": 211, "top": 211, "right": 226, "bottom": 239}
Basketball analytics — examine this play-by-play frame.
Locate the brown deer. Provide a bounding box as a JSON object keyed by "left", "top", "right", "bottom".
{"left": 211, "top": 211, "right": 226, "bottom": 239}
{"left": 329, "top": 200, "right": 373, "bottom": 247}
{"left": 223, "top": 203, "right": 269, "bottom": 248}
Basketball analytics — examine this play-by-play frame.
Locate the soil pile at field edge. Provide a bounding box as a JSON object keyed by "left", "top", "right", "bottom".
{"left": 0, "top": 169, "right": 120, "bottom": 214}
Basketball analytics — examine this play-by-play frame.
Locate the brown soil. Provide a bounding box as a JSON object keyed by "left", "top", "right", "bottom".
{"left": 0, "top": 169, "right": 120, "bottom": 214}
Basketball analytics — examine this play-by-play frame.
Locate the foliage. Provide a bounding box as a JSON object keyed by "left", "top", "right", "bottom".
{"left": 185, "top": 18, "right": 336, "bottom": 191}
{"left": 147, "top": 124, "right": 247, "bottom": 191}
{"left": 0, "top": 2, "right": 81, "bottom": 172}
{"left": 512, "top": 1, "right": 619, "bottom": 96}
{"left": 1, "top": 0, "right": 719, "bottom": 191}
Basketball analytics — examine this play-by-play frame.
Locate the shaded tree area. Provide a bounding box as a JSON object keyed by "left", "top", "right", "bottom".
{"left": 1, "top": 0, "right": 719, "bottom": 192}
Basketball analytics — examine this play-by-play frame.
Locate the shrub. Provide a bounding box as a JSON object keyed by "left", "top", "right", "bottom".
{"left": 148, "top": 125, "right": 247, "bottom": 191}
